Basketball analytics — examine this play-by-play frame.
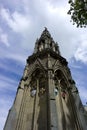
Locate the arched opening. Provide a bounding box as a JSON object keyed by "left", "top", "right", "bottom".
{"left": 54, "top": 69, "right": 67, "bottom": 86}
{"left": 30, "top": 68, "right": 47, "bottom": 130}
{"left": 54, "top": 69, "right": 67, "bottom": 98}
{"left": 30, "top": 68, "right": 46, "bottom": 97}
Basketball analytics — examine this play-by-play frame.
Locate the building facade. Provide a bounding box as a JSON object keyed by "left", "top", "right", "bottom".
{"left": 4, "top": 28, "right": 87, "bottom": 130}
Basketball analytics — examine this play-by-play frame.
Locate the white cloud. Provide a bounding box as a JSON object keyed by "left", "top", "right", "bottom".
{"left": 7, "top": 53, "right": 26, "bottom": 64}
{"left": 0, "top": 33, "right": 9, "bottom": 47}
{"left": 0, "top": 76, "right": 18, "bottom": 92}
{"left": 74, "top": 36, "right": 87, "bottom": 64}
{"left": 0, "top": 27, "right": 9, "bottom": 47}
{"left": 0, "top": 1, "right": 86, "bottom": 61}
{"left": 0, "top": 7, "right": 30, "bottom": 34}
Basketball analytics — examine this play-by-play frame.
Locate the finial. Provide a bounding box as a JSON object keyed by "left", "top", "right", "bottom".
{"left": 44, "top": 27, "right": 47, "bottom": 31}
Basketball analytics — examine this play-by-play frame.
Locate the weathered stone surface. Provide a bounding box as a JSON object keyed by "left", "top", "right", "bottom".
{"left": 4, "top": 28, "right": 87, "bottom": 130}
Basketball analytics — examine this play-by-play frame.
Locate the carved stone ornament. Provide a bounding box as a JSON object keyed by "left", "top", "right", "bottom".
{"left": 30, "top": 88, "right": 36, "bottom": 97}
{"left": 38, "top": 87, "right": 46, "bottom": 96}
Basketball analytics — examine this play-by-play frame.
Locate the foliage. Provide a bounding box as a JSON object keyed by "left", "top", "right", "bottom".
{"left": 68, "top": 0, "right": 87, "bottom": 27}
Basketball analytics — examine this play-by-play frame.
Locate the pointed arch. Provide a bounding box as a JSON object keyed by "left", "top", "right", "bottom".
{"left": 28, "top": 58, "right": 47, "bottom": 78}
{"left": 31, "top": 67, "right": 45, "bottom": 79}
{"left": 54, "top": 69, "right": 68, "bottom": 90}
{"left": 30, "top": 67, "right": 46, "bottom": 90}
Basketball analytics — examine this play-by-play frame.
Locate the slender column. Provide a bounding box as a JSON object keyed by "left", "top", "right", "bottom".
{"left": 33, "top": 79, "right": 39, "bottom": 130}
{"left": 48, "top": 70, "right": 58, "bottom": 130}
{"left": 15, "top": 86, "right": 28, "bottom": 130}
{"left": 57, "top": 80, "right": 65, "bottom": 130}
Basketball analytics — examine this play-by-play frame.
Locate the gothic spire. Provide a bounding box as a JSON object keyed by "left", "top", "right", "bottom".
{"left": 40, "top": 27, "right": 51, "bottom": 39}
{"left": 34, "top": 28, "right": 60, "bottom": 55}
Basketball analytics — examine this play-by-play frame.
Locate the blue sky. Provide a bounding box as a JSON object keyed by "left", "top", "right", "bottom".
{"left": 0, "top": 0, "right": 87, "bottom": 129}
